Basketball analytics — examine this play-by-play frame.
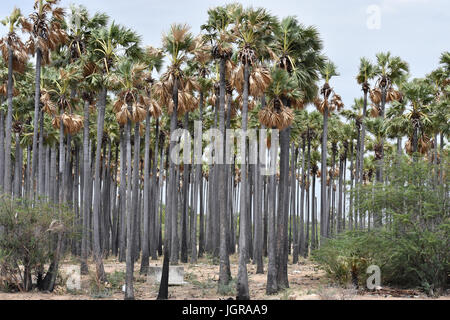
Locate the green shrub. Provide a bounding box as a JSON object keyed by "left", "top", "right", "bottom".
{"left": 107, "top": 271, "right": 126, "bottom": 290}
{"left": 313, "top": 156, "right": 449, "bottom": 296}
{"left": 88, "top": 271, "right": 112, "bottom": 298}
{"left": 0, "top": 197, "right": 75, "bottom": 292}
{"left": 217, "top": 277, "right": 237, "bottom": 296}
{"left": 312, "top": 231, "right": 375, "bottom": 287}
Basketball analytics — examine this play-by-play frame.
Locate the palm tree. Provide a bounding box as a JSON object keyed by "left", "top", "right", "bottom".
{"left": 23, "top": 0, "right": 67, "bottom": 199}
{"left": 365, "top": 117, "right": 387, "bottom": 226}
{"left": 428, "top": 60, "right": 449, "bottom": 185}
{"left": 139, "top": 46, "right": 164, "bottom": 275}
{"left": 316, "top": 60, "right": 343, "bottom": 240}
{"left": 156, "top": 23, "right": 194, "bottom": 300}
{"left": 201, "top": 3, "right": 235, "bottom": 289}
{"left": 187, "top": 36, "right": 212, "bottom": 262}
{"left": 229, "top": 4, "right": 277, "bottom": 299}
{"left": 67, "top": 7, "right": 110, "bottom": 275}
{"left": 90, "top": 21, "right": 141, "bottom": 283}
{"left": 65, "top": 5, "right": 109, "bottom": 63}
{"left": 356, "top": 58, "right": 376, "bottom": 190}
{"left": 111, "top": 57, "right": 147, "bottom": 300}
{"left": 341, "top": 98, "right": 364, "bottom": 228}
{"left": 401, "top": 78, "right": 435, "bottom": 156}
{"left": 263, "top": 15, "right": 323, "bottom": 294}
{"left": 385, "top": 99, "right": 408, "bottom": 157}
{"left": 40, "top": 66, "right": 83, "bottom": 205}
{"left": 0, "top": 7, "right": 28, "bottom": 196}
{"left": 372, "top": 52, "right": 409, "bottom": 182}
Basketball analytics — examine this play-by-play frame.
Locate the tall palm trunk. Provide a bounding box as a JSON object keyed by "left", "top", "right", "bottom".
{"left": 311, "top": 168, "right": 317, "bottom": 249}
{"left": 31, "top": 49, "right": 42, "bottom": 199}
{"left": 321, "top": 106, "right": 329, "bottom": 242}
{"left": 218, "top": 58, "right": 231, "bottom": 286}
{"left": 158, "top": 78, "right": 179, "bottom": 300}
{"left": 38, "top": 105, "right": 46, "bottom": 197}
{"left": 299, "top": 139, "right": 306, "bottom": 257}
{"left": 126, "top": 120, "right": 141, "bottom": 299}
{"left": 119, "top": 129, "right": 127, "bottom": 262}
{"left": 254, "top": 145, "right": 264, "bottom": 274}
{"left": 376, "top": 87, "right": 387, "bottom": 183}
{"left": 140, "top": 109, "right": 152, "bottom": 274}
{"left": 276, "top": 125, "right": 291, "bottom": 291}
{"left": 92, "top": 87, "right": 107, "bottom": 282}
{"left": 181, "top": 113, "right": 190, "bottom": 264}
{"left": 197, "top": 92, "right": 205, "bottom": 258}
{"left": 359, "top": 85, "right": 368, "bottom": 190}
{"left": 4, "top": 48, "right": 14, "bottom": 196}
{"left": 13, "top": 133, "right": 22, "bottom": 198}
{"left": 58, "top": 109, "right": 65, "bottom": 205}
{"left": 169, "top": 82, "right": 179, "bottom": 265}
{"left": 337, "top": 155, "right": 344, "bottom": 233}
{"left": 237, "top": 62, "right": 250, "bottom": 300}
{"left": 124, "top": 112, "right": 134, "bottom": 300}
{"left": 291, "top": 146, "right": 299, "bottom": 264}
{"left": 0, "top": 109, "right": 5, "bottom": 190}
{"left": 266, "top": 153, "right": 277, "bottom": 294}
{"left": 151, "top": 120, "right": 160, "bottom": 261}
{"left": 304, "top": 138, "right": 312, "bottom": 257}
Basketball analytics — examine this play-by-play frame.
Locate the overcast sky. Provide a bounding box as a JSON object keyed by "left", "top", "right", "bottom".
{"left": 1, "top": 0, "right": 449, "bottom": 107}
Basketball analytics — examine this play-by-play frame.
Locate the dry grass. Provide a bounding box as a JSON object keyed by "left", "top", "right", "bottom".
{"left": 0, "top": 254, "right": 448, "bottom": 300}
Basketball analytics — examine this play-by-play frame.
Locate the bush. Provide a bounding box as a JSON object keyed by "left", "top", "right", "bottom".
{"left": 218, "top": 277, "right": 237, "bottom": 296}
{"left": 312, "top": 231, "right": 376, "bottom": 287}
{"left": 107, "top": 271, "right": 126, "bottom": 290}
{"left": 0, "top": 197, "right": 75, "bottom": 292}
{"left": 88, "top": 271, "right": 112, "bottom": 298}
{"left": 313, "top": 156, "right": 449, "bottom": 296}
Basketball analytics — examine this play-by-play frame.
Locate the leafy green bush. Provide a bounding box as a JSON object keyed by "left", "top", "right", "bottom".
{"left": 88, "top": 271, "right": 112, "bottom": 298}
{"left": 0, "top": 197, "right": 75, "bottom": 292}
{"left": 313, "top": 156, "right": 449, "bottom": 296}
{"left": 312, "top": 231, "right": 376, "bottom": 287}
{"left": 218, "top": 277, "right": 237, "bottom": 296}
{"left": 107, "top": 271, "right": 126, "bottom": 290}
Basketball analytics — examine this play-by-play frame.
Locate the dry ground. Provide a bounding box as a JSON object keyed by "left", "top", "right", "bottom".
{"left": 0, "top": 254, "right": 448, "bottom": 300}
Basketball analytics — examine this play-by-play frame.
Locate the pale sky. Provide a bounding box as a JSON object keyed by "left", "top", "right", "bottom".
{"left": 1, "top": 0, "right": 449, "bottom": 107}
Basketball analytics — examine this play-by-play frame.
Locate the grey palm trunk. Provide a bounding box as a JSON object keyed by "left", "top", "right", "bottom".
{"left": 31, "top": 48, "right": 42, "bottom": 199}
{"left": 81, "top": 99, "right": 91, "bottom": 275}
{"left": 275, "top": 124, "right": 291, "bottom": 291}
{"left": 0, "top": 109, "right": 5, "bottom": 190}
{"left": 140, "top": 109, "right": 152, "bottom": 274}
{"left": 218, "top": 58, "right": 231, "bottom": 286}
{"left": 236, "top": 62, "right": 250, "bottom": 300}
{"left": 124, "top": 107, "right": 134, "bottom": 300}
{"left": 321, "top": 105, "right": 329, "bottom": 241}
{"left": 4, "top": 48, "right": 14, "bottom": 196}
{"left": 92, "top": 87, "right": 107, "bottom": 282}
{"left": 158, "top": 77, "right": 179, "bottom": 299}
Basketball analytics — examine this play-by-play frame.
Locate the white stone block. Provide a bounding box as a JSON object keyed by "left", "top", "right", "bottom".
{"left": 147, "top": 266, "right": 187, "bottom": 286}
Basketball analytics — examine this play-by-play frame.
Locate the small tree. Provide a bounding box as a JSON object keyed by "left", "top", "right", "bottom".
{"left": 0, "top": 197, "right": 75, "bottom": 292}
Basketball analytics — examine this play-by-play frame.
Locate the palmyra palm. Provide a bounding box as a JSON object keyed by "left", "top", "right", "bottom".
{"left": 110, "top": 57, "right": 147, "bottom": 300}
{"left": 315, "top": 60, "right": 343, "bottom": 240}
{"left": 370, "top": 52, "right": 409, "bottom": 182}
{"left": 156, "top": 22, "right": 195, "bottom": 300}
{"left": 22, "top": 0, "right": 67, "bottom": 197}
{"left": 89, "top": 21, "right": 141, "bottom": 284}
{"left": 0, "top": 7, "right": 29, "bottom": 195}
{"left": 355, "top": 58, "right": 376, "bottom": 190}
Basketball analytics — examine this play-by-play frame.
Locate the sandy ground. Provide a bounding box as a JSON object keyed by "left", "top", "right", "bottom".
{"left": 0, "top": 254, "right": 448, "bottom": 300}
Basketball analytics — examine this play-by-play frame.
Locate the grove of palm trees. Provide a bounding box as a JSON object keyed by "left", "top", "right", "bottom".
{"left": 0, "top": 0, "right": 448, "bottom": 302}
